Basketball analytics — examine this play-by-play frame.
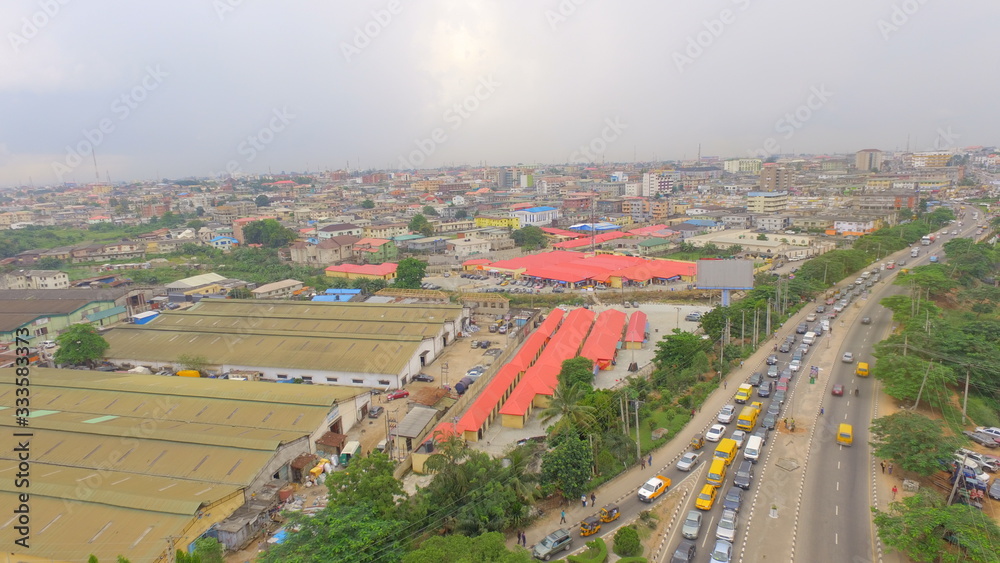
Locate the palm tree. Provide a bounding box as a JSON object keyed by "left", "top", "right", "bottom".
{"left": 539, "top": 383, "right": 597, "bottom": 435}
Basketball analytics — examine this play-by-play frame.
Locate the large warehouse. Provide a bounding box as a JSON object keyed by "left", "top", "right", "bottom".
{"left": 0, "top": 369, "right": 362, "bottom": 562}
{"left": 103, "top": 299, "right": 468, "bottom": 388}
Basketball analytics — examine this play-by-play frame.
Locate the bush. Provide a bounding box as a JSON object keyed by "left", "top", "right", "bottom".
{"left": 613, "top": 526, "right": 642, "bottom": 557}
{"left": 616, "top": 558, "right": 649, "bottom": 563}
{"left": 567, "top": 537, "right": 607, "bottom": 563}
{"left": 966, "top": 395, "right": 1000, "bottom": 428}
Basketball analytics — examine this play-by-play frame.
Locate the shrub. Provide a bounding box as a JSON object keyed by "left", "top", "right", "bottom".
{"left": 567, "top": 537, "right": 607, "bottom": 563}
{"left": 613, "top": 525, "right": 642, "bottom": 557}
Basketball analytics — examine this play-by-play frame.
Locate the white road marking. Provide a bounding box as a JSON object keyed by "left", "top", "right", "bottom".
{"left": 835, "top": 533, "right": 839, "bottom": 545}
{"left": 836, "top": 505, "right": 839, "bottom": 516}
{"left": 836, "top": 482, "right": 840, "bottom": 491}
{"left": 838, "top": 461, "right": 841, "bottom": 470}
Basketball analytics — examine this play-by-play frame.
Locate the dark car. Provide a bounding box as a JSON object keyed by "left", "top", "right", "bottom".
{"left": 861, "top": 317, "right": 872, "bottom": 325}
{"left": 757, "top": 381, "right": 772, "bottom": 398}
{"left": 816, "top": 306, "right": 826, "bottom": 313}
{"left": 780, "top": 369, "right": 792, "bottom": 380}
{"left": 733, "top": 460, "right": 754, "bottom": 490}
{"left": 767, "top": 365, "right": 779, "bottom": 378}
{"left": 778, "top": 342, "right": 791, "bottom": 353}
{"left": 963, "top": 430, "right": 1000, "bottom": 448}
{"left": 748, "top": 372, "right": 763, "bottom": 387}
{"left": 670, "top": 539, "right": 697, "bottom": 563}
{"left": 532, "top": 528, "right": 572, "bottom": 560}
{"left": 722, "top": 487, "right": 744, "bottom": 513}
{"left": 766, "top": 403, "right": 781, "bottom": 418}
{"left": 772, "top": 389, "right": 786, "bottom": 405}
{"left": 413, "top": 373, "right": 435, "bottom": 382}
{"left": 990, "top": 478, "right": 1000, "bottom": 501}
{"left": 368, "top": 405, "right": 384, "bottom": 418}
{"left": 766, "top": 354, "right": 778, "bottom": 366}
{"left": 796, "top": 323, "right": 808, "bottom": 334}
{"left": 762, "top": 413, "right": 777, "bottom": 430}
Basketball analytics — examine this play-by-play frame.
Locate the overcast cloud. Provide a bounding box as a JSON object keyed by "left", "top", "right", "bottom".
{"left": 1, "top": 0, "right": 997, "bottom": 186}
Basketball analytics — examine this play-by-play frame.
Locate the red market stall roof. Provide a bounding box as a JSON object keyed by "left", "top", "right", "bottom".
{"left": 454, "top": 309, "right": 564, "bottom": 436}
{"left": 580, "top": 309, "right": 627, "bottom": 369}
{"left": 626, "top": 224, "right": 671, "bottom": 236}
{"left": 608, "top": 259, "right": 697, "bottom": 282}
{"left": 462, "top": 258, "right": 493, "bottom": 267}
{"left": 541, "top": 227, "right": 587, "bottom": 239}
{"left": 470, "top": 251, "right": 698, "bottom": 286}
{"left": 625, "top": 311, "right": 648, "bottom": 344}
{"left": 487, "top": 251, "right": 583, "bottom": 272}
{"left": 324, "top": 262, "right": 398, "bottom": 276}
{"left": 500, "top": 308, "right": 594, "bottom": 416}
{"left": 552, "top": 231, "right": 627, "bottom": 249}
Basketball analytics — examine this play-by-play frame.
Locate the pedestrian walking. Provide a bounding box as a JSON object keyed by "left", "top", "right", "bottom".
{"left": 560, "top": 510, "right": 566, "bottom": 524}
{"left": 740, "top": 361, "right": 744, "bottom": 368}
{"left": 648, "top": 453, "right": 652, "bottom": 466}
{"left": 892, "top": 485, "right": 898, "bottom": 500}
{"left": 640, "top": 458, "right": 646, "bottom": 470}
{"left": 880, "top": 460, "right": 886, "bottom": 474}
{"left": 723, "top": 380, "right": 727, "bottom": 389}
{"left": 581, "top": 494, "right": 587, "bottom": 508}
{"left": 820, "top": 407, "right": 824, "bottom": 415}
{"left": 888, "top": 463, "right": 894, "bottom": 475}
{"left": 590, "top": 492, "right": 596, "bottom": 505}
{"left": 522, "top": 533, "right": 527, "bottom": 547}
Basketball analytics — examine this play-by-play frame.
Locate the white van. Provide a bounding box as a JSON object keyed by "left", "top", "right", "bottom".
{"left": 802, "top": 332, "right": 816, "bottom": 346}
{"left": 744, "top": 435, "right": 763, "bottom": 462}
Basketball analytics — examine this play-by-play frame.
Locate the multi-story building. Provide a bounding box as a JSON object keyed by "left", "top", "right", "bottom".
{"left": 353, "top": 238, "right": 398, "bottom": 263}
{"left": 363, "top": 223, "right": 409, "bottom": 239}
{"left": 908, "top": 151, "right": 951, "bottom": 168}
{"left": 754, "top": 215, "right": 792, "bottom": 232}
{"left": 723, "top": 159, "right": 763, "bottom": 174}
{"left": 251, "top": 279, "right": 304, "bottom": 299}
{"left": 289, "top": 236, "right": 359, "bottom": 266}
{"left": 317, "top": 223, "right": 364, "bottom": 239}
{"left": 641, "top": 171, "right": 677, "bottom": 197}
{"left": 447, "top": 238, "right": 492, "bottom": 258}
{"left": 855, "top": 192, "right": 918, "bottom": 211}
{"left": 746, "top": 191, "right": 789, "bottom": 213}
{"left": 511, "top": 206, "right": 559, "bottom": 227}
{"left": 474, "top": 215, "right": 520, "bottom": 229}
{"left": 432, "top": 220, "right": 476, "bottom": 234}
{"left": 855, "top": 149, "right": 883, "bottom": 171}
{"left": 834, "top": 219, "right": 877, "bottom": 234}
{"left": 759, "top": 164, "right": 794, "bottom": 191}
{"left": 0, "top": 270, "right": 70, "bottom": 290}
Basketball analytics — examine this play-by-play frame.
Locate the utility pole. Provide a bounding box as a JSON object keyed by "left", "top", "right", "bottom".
{"left": 165, "top": 536, "right": 178, "bottom": 563}
{"left": 962, "top": 367, "right": 970, "bottom": 424}
{"left": 946, "top": 453, "right": 968, "bottom": 506}
{"left": 633, "top": 400, "right": 642, "bottom": 461}
{"left": 765, "top": 299, "right": 772, "bottom": 337}
{"left": 913, "top": 360, "right": 933, "bottom": 410}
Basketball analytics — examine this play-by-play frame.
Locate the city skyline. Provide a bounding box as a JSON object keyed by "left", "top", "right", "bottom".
{"left": 2, "top": 0, "right": 999, "bottom": 187}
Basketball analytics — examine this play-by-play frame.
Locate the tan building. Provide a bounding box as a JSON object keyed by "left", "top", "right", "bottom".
{"left": 746, "top": 191, "right": 789, "bottom": 213}
{"left": 289, "top": 236, "right": 360, "bottom": 266}
{"left": 855, "top": 149, "right": 883, "bottom": 171}
{"left": 0, "top": 269, "right": 70, "bottom": 290}
{"left": 364, "top": 223, "right": 409, "bottom": 239}
{"left": 251, "top": 279, "right": 304, "bottom": 299}
{"left": 759, "top": 164, "right": 793, "bottom": 191}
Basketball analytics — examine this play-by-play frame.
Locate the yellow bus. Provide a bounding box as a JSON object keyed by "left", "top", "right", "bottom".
{"left": 706, "top": 458, "right": 727, "bottom": 488}
{"left": 714, "top": 438, "right": 738, "bottom": 466}
{"left": 734, "top": 384, "right": 753, "bottom": 404}
{"left": 736, "top": 406, "right": 759, "bottom": 431}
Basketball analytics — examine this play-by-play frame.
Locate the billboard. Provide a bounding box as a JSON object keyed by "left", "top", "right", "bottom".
{"left": 696, "top": 259, "right": 754, "bottom": 290}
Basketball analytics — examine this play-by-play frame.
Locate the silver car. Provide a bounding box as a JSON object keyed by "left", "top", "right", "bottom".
{"left": 676, "top": 452, "right": 701, "bottom": 472}
{"left": 715, "top": 509, "right": 738, "bottom": 542}
{"left": 682, "top": 510, "right": 703, "bottom": 540}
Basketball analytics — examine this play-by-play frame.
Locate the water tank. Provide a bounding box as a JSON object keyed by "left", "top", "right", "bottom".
{"left": 455, "top": 376, "right": 474, "bottom": 395}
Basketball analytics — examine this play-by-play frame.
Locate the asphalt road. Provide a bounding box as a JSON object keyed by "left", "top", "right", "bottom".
{"left": 795, "top": 217, "right": 980, "bottom": 562}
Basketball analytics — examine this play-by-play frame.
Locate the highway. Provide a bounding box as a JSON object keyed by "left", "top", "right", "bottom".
{"left": 794, "top": 217, "right": 981, "bottom": 562}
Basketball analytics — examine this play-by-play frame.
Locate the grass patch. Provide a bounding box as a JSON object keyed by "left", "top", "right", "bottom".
{"left": 965, "top": 395, "right": 1000, "bottom": 428}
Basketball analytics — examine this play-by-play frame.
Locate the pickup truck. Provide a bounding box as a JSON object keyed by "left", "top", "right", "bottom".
{"left": 638, "top": 475, "right": 671, "bottom": 502}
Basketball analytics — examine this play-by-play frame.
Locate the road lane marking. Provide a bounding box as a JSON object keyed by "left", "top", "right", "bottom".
{"left": 835, "top": 532, "right": 839, "bottom": 545}
{"left": 837, "top": 461, "right": 841, "bottom": 470}
{"left": 835, "top": 505, "right": 839, "bottom": 516}
{"left": 836, "top": 482, "right": 840, "bottom": 491}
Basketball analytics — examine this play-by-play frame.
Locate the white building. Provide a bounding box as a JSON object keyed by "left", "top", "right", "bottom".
{"left": 251, "top": 279, "right": 304, "bottom": 299}
{"left": 723, "top": 159, "right": 763, "bottom": 174}
{"left": 511, "top": 206, "right": 559, "bottom": 227}
{"left": 447, "top": 238, "right": 492, "bottom": 257}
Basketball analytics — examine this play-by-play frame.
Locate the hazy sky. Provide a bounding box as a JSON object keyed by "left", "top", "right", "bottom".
{"left": 2, "top": 0, "right": 998, "bottom": 186}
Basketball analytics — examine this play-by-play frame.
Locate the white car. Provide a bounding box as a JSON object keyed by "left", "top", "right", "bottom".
{"left": 676, "top": 452, "right": 702, "bottom": 472}
{"left": 805, "top": 313, "right": 817, "bottom": 322}
{"left": 730, "top": 430, "right": 747, "bottom": 449}
{"left": 718, "top": 405, "right": 737, "bottom": 424}
{"left": 706, "top": 424, "right": 727, "bottom": 442}
{"left": 842, "top": 352, "right": 854, "bottom": 363}
{"left": 977, "top": 427, "right": 1000, "bottom": 439}
{"left": 789, "top": 360, "right": 801, "bottom": 373}
{"left": 715, "top": 509, "right": 738, "bottom": 542}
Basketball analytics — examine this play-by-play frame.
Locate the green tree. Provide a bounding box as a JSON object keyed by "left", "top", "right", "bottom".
{"left": 869, "top": 411, "right": 960, "bottom": 476}
{"left": 873, "top": 355, "right": 954, "bottom": 408}
{"left": 176, "top": 550, "right": 201, "bottom": 563}
{"left": 36, "top": 256, "right": 65, "bottom": 270}
{"left": 538, "top": 382, "right": 596, "bottom": 435}
{"left": 613, "top": 526, "right": 642, "bottom": 557}
{"left": 192, "top": 537, "right": 224, "bottom": 563}
{"left": 873, "top": 489, "right": 1000, "bottom": 563}
{"left": 512, "top": 226, "right": 547, "bottom": 250}
{"left": 402, "top": 532, "right": 534, "bottom": 563}
{"left": 408, "top": 214, "right": 435, "bottom": 237}
{"left": 54, "top": 325, "right": 110, "bottom": 367}
{"left": 325, "top": 452, "right": 404, "bottom": 518}
{"left": 186, "top": 219, "right": 206, "bottom": 230}
{"left": 540, "top": 435, "right": 593, "bottom": 500}
{"left": 395, "top": 257, "right": 428, "bottom": 290}
{"left": 894, "top": 264, "right": 958, "bottom": 294}
{"left": 757, "top": 233, "right": 768, "bottom": 241}
{"left": 177, "top": 354, "right": 210, "bottom": 375}
{"left": 242, "top": 219, "right": 297, "bottom": 248}
{"left": 362, "top": 199, "right": 376, "bottom": 209}
{"left": 558, "top": 356, "right": 595, "bottom": 390}
{"left": 653, "top": 329, "right": 710, "bottom": 370}
{"left": 259, "top": 504, "right": 405, "bottom": 563}
{"left": 254, "top": 194, "right": 270, "bottom": 207}
{"left": 227, "top": 287, "right": 253, "bottom": 299}
{"left": 353, "top": 277, "right": 388, "bottom": 295}
{"left": 422, "top": 205, "right": 439, "bottom": 216}
{"left": 454, "top": 209, "right": 469, "bottom": 219}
